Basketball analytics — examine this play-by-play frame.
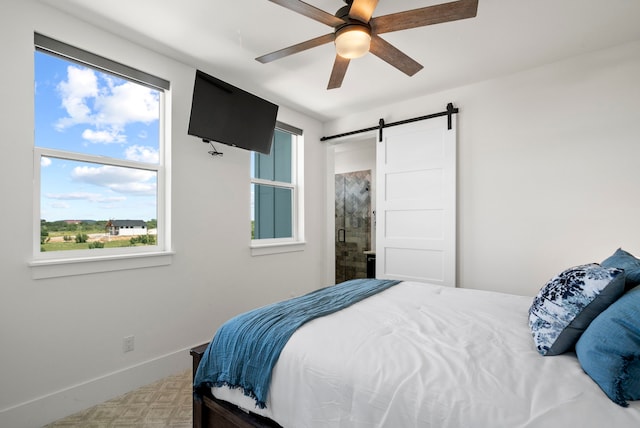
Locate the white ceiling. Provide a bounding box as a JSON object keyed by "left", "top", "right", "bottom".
{"left": 40, "top": 0, "right": 640, "bottom": 122}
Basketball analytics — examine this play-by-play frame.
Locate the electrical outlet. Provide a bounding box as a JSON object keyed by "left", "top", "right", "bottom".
{"left": 123, "top": 335, "right": 135, "bottom": 353}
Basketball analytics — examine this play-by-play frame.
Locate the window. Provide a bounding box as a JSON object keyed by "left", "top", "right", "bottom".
{"left": 32, "top": 34, "right": 171, "bottom": 273}
{"left": 251, "top": 123, "right": 304, "bottom": 253}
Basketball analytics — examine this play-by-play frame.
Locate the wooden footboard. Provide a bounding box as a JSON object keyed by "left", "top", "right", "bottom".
{"left": 190, "top": 343, "right": 282, "bottom": 428}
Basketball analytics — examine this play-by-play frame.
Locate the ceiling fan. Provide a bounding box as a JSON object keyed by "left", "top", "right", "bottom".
{"left": 256, "top": 0, "right": 479, "bottom": 89}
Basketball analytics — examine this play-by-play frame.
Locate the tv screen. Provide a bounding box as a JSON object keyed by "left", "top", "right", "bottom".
{"left": 188, "top": 70, "right": 279, "bottom": 155}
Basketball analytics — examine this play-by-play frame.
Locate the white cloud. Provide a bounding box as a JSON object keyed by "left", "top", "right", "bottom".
{"left": 99, "top": 196, "right": 128, "bottom": 203}
{"left": 46, "top": 192, "right": 102, "bottom": 200}
{"left": 55, "top": 66, "right": 98, "bottom": 130}
{"left": 50, "top": 202, "right": 70, "bottom": 209}
{"left": 109, "top": 182, "right": 157, "bottom": 194}
{"left": 41, "top": 157, "right": 52, "bottom": 167}
{"left": 125, "top": 145, "right": 159, "bottom": 163}
{"left": 71, "top": 164, "right": 156, "bottom": 196}
{"left": 95, "top": 80, "right": 159, "bottom": 126}
{"left": 45, "top": 192, "right": 127, "bottom": 204}
{"left": 54, "top": 65, "right": 159, "bottom": 144}
{"left": 82, "top": 128, "right": 126, "bottom": 144}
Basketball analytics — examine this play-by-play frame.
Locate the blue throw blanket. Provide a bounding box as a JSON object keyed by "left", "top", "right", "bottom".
{"left": 193, "top": 278, "right": 401, "bottom": 408}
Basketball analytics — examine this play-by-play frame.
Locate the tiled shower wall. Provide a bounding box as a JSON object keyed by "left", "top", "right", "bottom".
{"left": 335, "top": 170, "right": 371, "bottom": 283}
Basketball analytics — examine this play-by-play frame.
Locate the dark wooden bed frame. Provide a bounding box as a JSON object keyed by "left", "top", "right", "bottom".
{"left": 190, "top": 343, "right": 282, "bottom": 428}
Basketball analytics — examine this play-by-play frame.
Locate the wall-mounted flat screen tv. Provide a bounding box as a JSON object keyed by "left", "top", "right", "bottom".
{"left": 188, "top": 70, "right": 279, "bottom": 155}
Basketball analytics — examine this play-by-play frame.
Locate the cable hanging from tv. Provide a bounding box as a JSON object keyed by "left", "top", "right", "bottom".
{"left": 205, "top": 140, "right": 223, "bottom": 157}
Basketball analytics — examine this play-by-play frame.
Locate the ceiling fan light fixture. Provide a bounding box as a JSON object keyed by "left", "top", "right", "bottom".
{"left": 335, "top": 25, "right": 371, "bottom": 59}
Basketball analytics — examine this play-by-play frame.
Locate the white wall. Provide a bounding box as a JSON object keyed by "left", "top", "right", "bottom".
{"left": 334, "top": 138, "right": 376, "bottom": 176}
{"left": 0, "top": 2, "right": 327, "bottom": 427}
{"left": 325, "top": 39, "right": 640, "bottom": 297}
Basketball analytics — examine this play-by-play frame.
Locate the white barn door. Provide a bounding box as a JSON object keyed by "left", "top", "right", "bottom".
{"left": 376, "top": 115, "right": 456, "bottom": 286}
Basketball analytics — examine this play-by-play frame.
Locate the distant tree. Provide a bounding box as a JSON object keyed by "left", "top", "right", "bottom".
{"left": 40, "top": 222, "right": 50, "bottom": 244}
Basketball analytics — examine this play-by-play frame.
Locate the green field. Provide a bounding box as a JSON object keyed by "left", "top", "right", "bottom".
{"left": 41, "top": 239, "right": 144, "bottom": 252}
{"left": 40, "top": 220, "right": 157, "bottom": 252}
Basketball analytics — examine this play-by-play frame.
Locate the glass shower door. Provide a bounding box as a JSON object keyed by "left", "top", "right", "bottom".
{"left": 335, "top": 170, "right": 371, "bottom": 283}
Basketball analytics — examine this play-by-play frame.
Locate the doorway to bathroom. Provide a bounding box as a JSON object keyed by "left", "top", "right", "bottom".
{"left": 335, "top": 169, "right": 371, "bottom": 283}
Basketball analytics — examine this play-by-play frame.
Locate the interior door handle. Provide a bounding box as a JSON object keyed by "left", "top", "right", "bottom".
{"left": 338, "top": 228, "right": 345, "bottom": 242}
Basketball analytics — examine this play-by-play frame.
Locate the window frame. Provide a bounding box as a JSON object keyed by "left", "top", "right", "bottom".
{"left": 250, "top": 122, "right": 305, "bottom": 255}
{"left": 31, "top": 33, "right": 172, "bottom": 278}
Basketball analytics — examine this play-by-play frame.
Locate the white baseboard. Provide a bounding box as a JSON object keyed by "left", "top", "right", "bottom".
{"left": 0, "top": 346, "right": 193, "bottom": 428}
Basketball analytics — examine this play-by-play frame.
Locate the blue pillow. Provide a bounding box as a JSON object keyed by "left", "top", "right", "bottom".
{"left": 601, "top": 248, "right": 640, "bottom": 291}
{"left": 576, "top": 285, "right": 640, "bottom": 406}
{"left": 528, "top": 263, "right": 625, "bottom": 356}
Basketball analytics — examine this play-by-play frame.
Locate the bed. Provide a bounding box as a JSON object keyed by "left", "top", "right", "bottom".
{"left": 192, "top": 265, "right": 640, "bottom": 427}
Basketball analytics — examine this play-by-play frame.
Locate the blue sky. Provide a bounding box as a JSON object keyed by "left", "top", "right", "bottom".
{"left": 35, "top": 51, "right": 160, "bottom": 222}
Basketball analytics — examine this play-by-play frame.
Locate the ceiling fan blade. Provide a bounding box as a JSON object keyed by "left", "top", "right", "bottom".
{"left": 348, "top": 0, "right": 379, "bottom": 23}
{"left": 371, "top": 0, "right": 478, "bottom": 34}
{"left": 369, "top": 34, "right": 423, "bottom": 76}
{"left": 268, "top": 0, "right": 346, "bottom": 27}
{"left": 256, "top": 33, "right": 335, "bottom": 63}
{"left": 327, "top": 55, "right": 350, "bottom": 89}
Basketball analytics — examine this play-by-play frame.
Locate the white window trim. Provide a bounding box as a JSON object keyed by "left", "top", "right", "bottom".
{"left": 31, "top": 35, "right": 172, "bottom": 278}
{"left": 250, "top": 128, "right": 305, "bottom": 256}
{"left": 251, "top": 176, "right": 297, "bottom": 246}
{"left": 33, "top": 147, "right": 167, "bottom": 259}
{"left": 29, "top": 251, "right": 174, "bottom": 280}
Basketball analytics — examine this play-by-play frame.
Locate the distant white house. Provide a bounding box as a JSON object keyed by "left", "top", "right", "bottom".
{"left": 105, "top": 220, "right": 147, "bottom": 236}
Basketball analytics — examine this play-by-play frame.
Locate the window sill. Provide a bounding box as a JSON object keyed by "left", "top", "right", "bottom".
{"left": 250, "top": 241, "right": 306, "bottom": 256}
{"left": 29, "top": 251, "right": 174, "bottom": 279}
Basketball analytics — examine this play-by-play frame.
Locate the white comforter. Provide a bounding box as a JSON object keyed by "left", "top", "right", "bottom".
{"left": 212, "top": 281, "right": 640, "bottom": 427}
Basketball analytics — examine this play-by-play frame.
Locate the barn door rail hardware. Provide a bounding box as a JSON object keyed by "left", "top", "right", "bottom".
{"left": 320, "top": 103, "right": 458, "bottom": 142}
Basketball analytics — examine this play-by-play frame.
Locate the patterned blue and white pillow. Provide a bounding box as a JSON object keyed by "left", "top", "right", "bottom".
{"left": 529, "top": 263, "right": 625, "bottom": 356}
